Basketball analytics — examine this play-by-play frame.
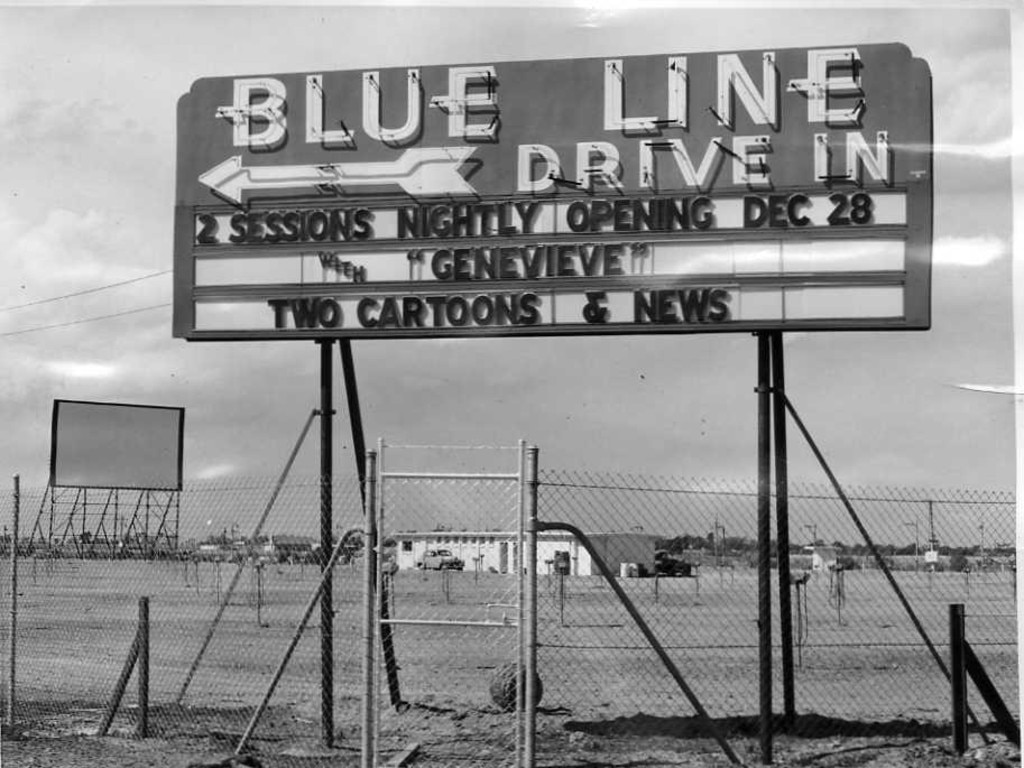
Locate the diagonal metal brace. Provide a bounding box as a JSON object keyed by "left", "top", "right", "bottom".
{"left": 535, "top": 520, "right": 742, "bottom": 766}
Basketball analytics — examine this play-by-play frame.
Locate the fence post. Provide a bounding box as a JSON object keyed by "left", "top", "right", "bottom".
{"left": 950, "top": 603, "right": 967, "bottom": 754}
{"left": 137, "top": 597, "right": 149, "bottom": 738}
{"left": 523, "top": 446, "right": 539, "bottom": 768}
{"left": 7, "top": 475, "right": 19, "bottom": 729}
{"left": 361, "top": 450, "right": 378, "bottom": 768}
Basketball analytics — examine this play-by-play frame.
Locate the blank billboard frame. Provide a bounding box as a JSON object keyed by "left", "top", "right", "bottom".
{"left": 49, "top": 399, "right": 185, "bottom": 491}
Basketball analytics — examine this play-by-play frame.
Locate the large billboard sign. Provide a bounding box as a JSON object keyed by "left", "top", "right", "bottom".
{"left": 50, "top": 400, "right": 185, "bottom": 491}
{"left": 174, "top": 44, "right": 932, "bottom": 340}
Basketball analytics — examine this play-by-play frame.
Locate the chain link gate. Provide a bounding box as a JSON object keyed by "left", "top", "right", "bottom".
{"left": 363, "top": 441, "right": 533, "bottom": 768}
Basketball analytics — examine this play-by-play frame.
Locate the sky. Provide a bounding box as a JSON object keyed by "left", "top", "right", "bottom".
{"left": 0, "top": 2, "right": 1019, "bottom": 513}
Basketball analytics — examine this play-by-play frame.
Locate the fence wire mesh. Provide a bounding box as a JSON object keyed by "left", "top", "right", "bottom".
{"left": 0, "top": 474, "right": 366, "bottom": 749}
{"left": 535, "top": 471, "right": 1017, "bottom": 749}
{"left": 0, "top": 466, "right": 1017, "bottom": 766}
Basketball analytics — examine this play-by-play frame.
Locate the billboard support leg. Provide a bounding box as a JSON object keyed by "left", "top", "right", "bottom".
{"left": 770, "top": 332, "right": 796, "bottom": 729}
{"left": 756, "top": 333, "right": 773, "bottom": 764}
{"left": 339, "top": 339, "right": 367, "bottom": 504}
{"left": 318, "top": 339, "right": 335, "bottom": 748}
{"left": 340, "top": 339, "right": 403, "bottom": 711}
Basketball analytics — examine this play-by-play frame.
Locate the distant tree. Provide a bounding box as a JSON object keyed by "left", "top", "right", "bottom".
{"left": 656, "top": 535, "right": 696, "bottom": 554}
{"left": 949, "top": 551, "right": 969, "bottom": 572}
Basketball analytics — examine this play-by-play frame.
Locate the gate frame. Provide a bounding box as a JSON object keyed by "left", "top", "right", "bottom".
{"left": 367, "top": 439, "right": 531, "bottom": 768}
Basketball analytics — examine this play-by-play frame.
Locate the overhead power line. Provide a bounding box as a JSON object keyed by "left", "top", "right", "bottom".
{"left": 0, "top": 303, "right": 171, "bottom": 337}
{"left": 0, "top": 269, "right": 172, "bottom": 312}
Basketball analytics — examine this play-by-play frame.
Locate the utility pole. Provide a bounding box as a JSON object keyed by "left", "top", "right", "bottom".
{"left": 927, "top": 500, "right": 938, "bottom": 552}
{"left": 803, "top": 524, "right": 817, "bottom": 546}
{"left": 905, "top": 519, "right": 919, "bottom": 570}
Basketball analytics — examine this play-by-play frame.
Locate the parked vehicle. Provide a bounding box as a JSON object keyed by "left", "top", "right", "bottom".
{"left": 654, "top": 549, "right": 695, "bottom": 577}
{"left": 418, "top": 548, "right": 464, "bottom": 570}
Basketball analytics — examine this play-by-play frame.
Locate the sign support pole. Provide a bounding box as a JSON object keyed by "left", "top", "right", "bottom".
{"left": 339, "top": 340, "right": 367, "bottom": 505}
{"left": 771, "top": 331, "right": 796, "bottom": 729}
{"left": 340, "top": 340, "right": 403, "bottom": 709}
{"left": 756, "top": 332, "right": 773, "bottom": 764}
{"left": 318, "top": 339, "right": 335, "bottom": 748}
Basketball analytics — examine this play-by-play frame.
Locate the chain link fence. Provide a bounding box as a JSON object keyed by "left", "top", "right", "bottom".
{"left": 0, "top": 474, "right": 366, "bottom": 748}
{"left": 535, "top": 471, "right": 1017, "bottom": 750}
{"left": 0, "top": 465, "right": 1017, "bottom": 765}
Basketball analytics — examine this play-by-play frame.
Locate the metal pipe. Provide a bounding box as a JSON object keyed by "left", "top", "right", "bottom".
{"left": 378, "top": 618, "right": 517, "bottom": 628}
{"left": 234, "top": 529, "right": 361, "bottom": 756}
{"left": 757, "top": 332, "right": 773, "bottom": 764}
{"left": 137, "top": 597, "right": 149, "bottom": 738}
{"left": 373, "top": 438, "right": 385, "bottom": 763}
{"left": 379, "top": 572, "right": 402, "bottom": 708}
{"left": 175, "top": 410, "right": 318, "bottom": 704}
{"left": 339, "top": 339, "right": 367, "bottom": 507}
{"left": 380, "top": 471, "right": 520, "bottom": 481}
{"left": 319, "top": 339, "right": 335, "bottom": 748}
{"left": 361, "top": 450, "right": 378, "bottom": 768}
{"left": 516, "top": 439, "right": 526, "bottom": 767}
{"left": 98, "top": 630, "right": 140, "bottom": 736}
{"left": 523, "top": 446, "right": 538, "bottom": 768}
{"left": 771, "top": 331, "right": 796, "bottom": 728}
{"left": 536, "top": 520, "right": 741, "bottom": 766}
{"left": 950, "top": 604, "right": 967, "bottom": 753}
{"left": 782, "top": 392, "right": 988, "bottom": 740}
{"left": 7, "top": 475, "right": 19, "bottom": 728}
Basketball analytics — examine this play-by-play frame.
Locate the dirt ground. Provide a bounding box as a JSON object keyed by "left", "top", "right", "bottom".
{"left": 1, "top": 562, "right": 1017, "bottom": 767}
{"left": 2, "top": 703, "right": 1020, "bottom": 768}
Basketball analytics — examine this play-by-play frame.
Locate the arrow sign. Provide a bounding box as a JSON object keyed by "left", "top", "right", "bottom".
{"left": 199, "top": 146, "right": 478, "bottom": 202}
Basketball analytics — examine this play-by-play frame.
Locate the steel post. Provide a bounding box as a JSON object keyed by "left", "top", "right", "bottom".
{"left": 137, "top": 597, "right": 149, "bottom": 738}
{"left": 7, "top": 475, "right": 19, "bottom": 728}
{"left": 523, "top": 446, "right": 538, "bottom": 768}
{"left": 770, "top": 332, "right": 796, "bottom": 728}
{"left": 757, "top": 332, "right": 773, "bottom": 763}
{"left": 319, "top": 339, "right": 335, "bottom": 748}
{"left": 950, "top": 603, "right": 967, "bottom": 753}
{"left": 362, "top": 450, "right": 378, "bottom": 768}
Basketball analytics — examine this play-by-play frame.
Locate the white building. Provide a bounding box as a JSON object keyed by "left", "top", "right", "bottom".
{"left": 393, "top": 530, "right": 660, "bottom": 575}
{"left": 806, "top": 545, "right": 838, "bottom": 572}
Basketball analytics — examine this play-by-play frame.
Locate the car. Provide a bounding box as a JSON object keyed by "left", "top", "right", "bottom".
{"left": 418, "top": 548, "right": 465, "bottom": 570}
{"left": 654, "top": 549, "right": 695, "bottom": 577}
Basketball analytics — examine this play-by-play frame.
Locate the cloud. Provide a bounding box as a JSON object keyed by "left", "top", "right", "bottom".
{"left": 929, "top": 139, "right": 1013, "bottom": 161}
{"left": 0, "top": 96, "right": 155, "bottom": 160}
{"left": 193, "top": 463, "right": 237, "bottom": 481}
{"left": 932, "top": 235, "right": 1006, "bottom": 268}
{"left": 47, "top": 361, "right": 117, "bottom": 379}
{"left": 0, "top": 205, "right": 156, "bottom": 303}
{"left": 932, "top": 46, "right": 1011, "bottom": 148}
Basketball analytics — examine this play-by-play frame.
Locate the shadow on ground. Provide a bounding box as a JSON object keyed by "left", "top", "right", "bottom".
{"left": 564, "top": 712, "right": 970, "bottom": 740}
